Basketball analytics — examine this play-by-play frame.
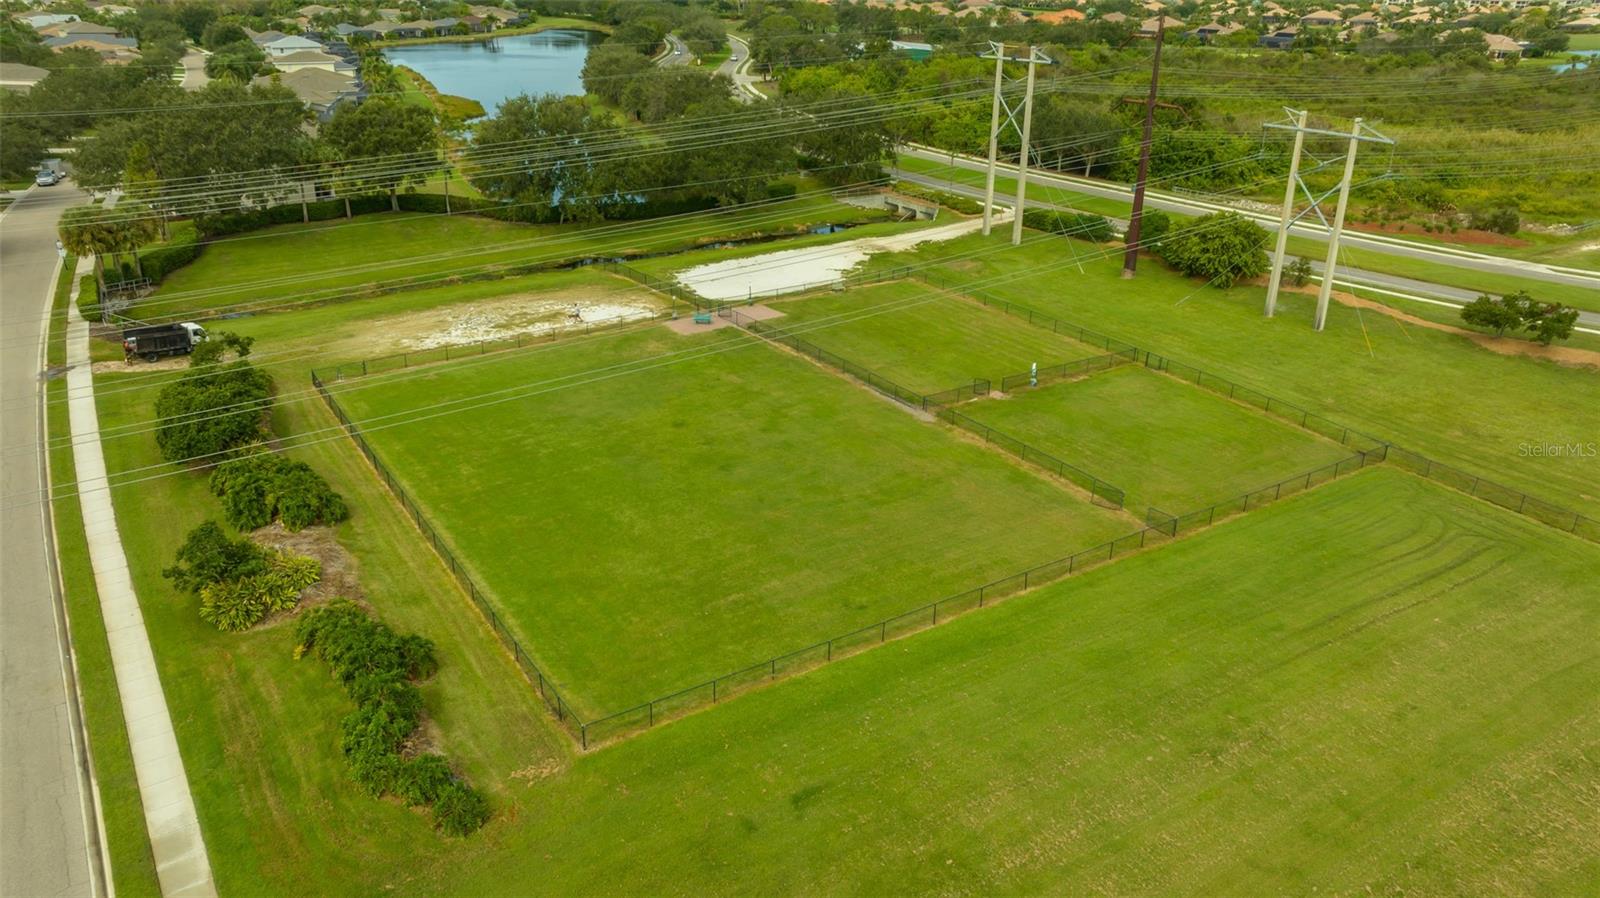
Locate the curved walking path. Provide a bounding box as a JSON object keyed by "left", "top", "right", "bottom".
{"left": 65, "top": 270, "right": 216, "bottom": 897}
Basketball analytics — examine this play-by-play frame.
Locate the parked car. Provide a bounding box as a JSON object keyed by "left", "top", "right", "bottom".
{"left": 35, "top": 169, "right": 60, "bottom": 187}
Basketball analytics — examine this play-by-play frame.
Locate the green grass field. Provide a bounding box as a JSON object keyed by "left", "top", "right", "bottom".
{"left": 765, "top": 281, "right": 1105, "bottom": 393}
{"left": 332, "top": 325, "right": 1134, "bottom": 714}
{"left": 966, "top": 365, "right": 1357, "bottom": 513}
{"left": 865, "top": 229, "right": 1600, "bottom": 518}
{"left": 142, "top": 195, "right": 896, "bottom": 320}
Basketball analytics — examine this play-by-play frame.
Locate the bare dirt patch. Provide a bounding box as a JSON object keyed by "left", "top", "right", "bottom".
{"left": 1347, "top": 221, "right": 1529, "bottom": 248}
{"left": 251, "top": 522, "right": 363, "bottom": 610}
{"left": 91, "top": 356, "right": 189, "bottom": 375}
{"left": 1285, "top": 284, "right": 1600, "bottom": 369}
{"left": 335, "top": 284, "right": 665, "bottom": 359}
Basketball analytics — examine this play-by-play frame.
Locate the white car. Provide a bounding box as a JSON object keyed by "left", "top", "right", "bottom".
{"left": 35, "top": 170, "right": 60, "bottom": 187}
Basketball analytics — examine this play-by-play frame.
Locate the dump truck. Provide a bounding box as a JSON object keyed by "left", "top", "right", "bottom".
{"left": 122, "top": 323, "right": 207, "bottom": 362}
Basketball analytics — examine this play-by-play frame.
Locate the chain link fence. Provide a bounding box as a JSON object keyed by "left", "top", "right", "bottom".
{"left": 1386, "top": 446, "right": 1598, "bottom": 542}
{"left": 311, "top": 372, "right": 590, "bottom": 739}
{"left": 999, "top": 347, "right": 1141, "bottom": 393}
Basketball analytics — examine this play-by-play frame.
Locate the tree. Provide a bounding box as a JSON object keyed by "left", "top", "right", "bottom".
{"left": 321, "top": 98, "right": 441, "bottom": 212}
{"left": 1031, "top": 97, "right": 1122, "bottom": 176}
{"left": 581, "top": 42, "right": 655, "bottom": 105}
{"left": 201, "top": 21, "right": 250, "bottom": 51}
{"left": 1460, "top": 291, "right": 1532, "bottom": 337}
{"left": 206, "top": 40, "right": 272, "bottom": 83}
{"left": 619, "top": 67, "right": 730, "bottom": 123}
{"left": 788, "top": 88, "right": 894, "bottom": 185}
{"left": 467, "top": 94, "right": 636, "bottom": 223}
{"left": 154, "top": 360, "right": 273, "bottom": 464}
{"left": 1156, "top": 211, "right": 1269, "bottom": 287}
{"left": 680, "top": 15, "right": 728, "bottom": 57}
{"left": 0, "top": 101, "right": 47, "bottom": 181}
{"left": 59, "top": 205, "right": 120, "bottom": 296}
{"left": 1526, "top": 303, "right": 1579, "bottom": 345}
{"left": 1286, "top": 257, "right": 1314, "bottom": 287}
{"left": 174, "top": 0, "right": 218, "bottom": 43}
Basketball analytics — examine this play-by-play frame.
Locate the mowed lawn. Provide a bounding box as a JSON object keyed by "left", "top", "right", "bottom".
{"left": 143, "top": 195, "right": 887, "bottom": 319}
{"left": 333, "top": 326, "right": 1134, "bottom": 715}
{"left": 870, "top": 229, "right": 1600, "bottom": 518}
{"left": 767, "top": 281, "right": 1104, "bottom": 394}
{"left": 966, "top": 365, "right": 1356, "bottom": 513}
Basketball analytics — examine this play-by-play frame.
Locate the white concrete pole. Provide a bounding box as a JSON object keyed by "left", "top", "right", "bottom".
{"left": 1315, "top": 117, "right": 1362, "bottom": 332}
{"left": 1264, "top": 108, "right": 1307, "bottom": 318}
{"left": 982, "top": 43, "right": 1005, "bottom": 236}
{"left": 1010, "top": 49, "right": 1038, "bottom": 246}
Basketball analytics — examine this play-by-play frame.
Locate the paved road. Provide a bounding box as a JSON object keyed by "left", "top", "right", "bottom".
{"left": 896, "top": 169, "right": 1600, "bottom": 334}
{"left": 900, "top": 144, "right": 1600, "bottom": 292}
{"left": 717, "top": 35, "right": 763, "bottom": 103}
{"left": 0, "top": 183, "right": 103, "bottom": 897}
{"left": 179, "top": 47, "right": 208, "bottom": 90}
{"left": 657, "top": 33, "right": 691, "bottom": 67}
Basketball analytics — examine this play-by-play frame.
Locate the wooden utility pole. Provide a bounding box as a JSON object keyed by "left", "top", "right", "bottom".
{"left": 1121, "top": 24, "right": 1165, "bottom": 278}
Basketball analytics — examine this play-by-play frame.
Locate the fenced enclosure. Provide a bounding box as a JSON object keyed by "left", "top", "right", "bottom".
{"left": 1387, "top": 446, "right": 1599, "bottom": 543}
{"left": 1146, "top": 448, "right": 1382, "bottom": 536}
{"left": 311, "top": 372, "right": 590, "bottom": 740}
{"left": 929, "top": 403, "right": 1128, "bottom": 508}
{"left": 999, "top": 347, "right": 1140, "bottom": 393}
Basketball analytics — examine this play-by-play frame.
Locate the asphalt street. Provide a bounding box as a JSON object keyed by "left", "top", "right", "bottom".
{"left": 0, "top": 182, "right": 101, "bottom": 897}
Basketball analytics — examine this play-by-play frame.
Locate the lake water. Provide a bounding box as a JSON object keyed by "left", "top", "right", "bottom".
{"left": 383, "top": 28, "right": 602, "bottom": 114}
{"left": 1551, "top": 49, "right": 1598, "bottom": 73}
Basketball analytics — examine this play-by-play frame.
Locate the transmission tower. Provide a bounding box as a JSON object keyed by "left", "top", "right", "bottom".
{"left": 979, "top": 43, "right": 1054, "bottom": 246}
{"left": 1262, "top": 109, "right": 1395, "bottom": 330}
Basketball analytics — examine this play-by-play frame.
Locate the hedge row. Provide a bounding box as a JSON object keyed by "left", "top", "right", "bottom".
{"left": 162, "top": 521, "right": 321, "bottom": 632}
{"left": 296, "top": 602, "right": 491, "bottom": 836}
{"left": 1021, "top": 209, "right": 1117, "bottom": 243}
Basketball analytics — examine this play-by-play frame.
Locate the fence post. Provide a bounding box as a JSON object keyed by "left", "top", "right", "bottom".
{"left": 712, "top": 679, "right": 718, "bottom": 703}
{"left": 881, "top": 621, "right": 887, "bottom": 642}
{"left": 827, "top": 640, "right": 832, "bottom": 661}
{"left": 1470, "top": 477, "right": 1480, "bottom": 497}
{"left": 581, "top": 725, "right": 587, "bottom": 750}
{"left": 648, "top": 702, "right": 654, "bottom": 726}
{"left": 1517, "top": 494, "right": 1527, "bottom": 514}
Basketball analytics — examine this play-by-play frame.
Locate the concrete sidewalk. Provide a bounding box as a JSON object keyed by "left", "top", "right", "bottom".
{"left": 65, "top": 269, "right": 216, "bottom": 898}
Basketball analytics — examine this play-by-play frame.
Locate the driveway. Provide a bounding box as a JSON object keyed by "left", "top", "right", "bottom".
{"left": 0, "top": 181, "right": 103, "bottom": 897}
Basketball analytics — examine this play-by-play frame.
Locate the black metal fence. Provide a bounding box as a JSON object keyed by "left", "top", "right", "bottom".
{"left": 929, "top": 403, "right": 1127, "bottom": 508}
{"left": 725, "top": 306, "right": 992, "bottom": 413}
{"left": 1137, "top": 350, "right": 1388, "bottom": 454}
{"left": 310, "top": 372, "right": 592, "bottom": 740}
{"left": 581, "top": 518, "right": 1179, "bottom": 746}
{"left": 1149, "top": 448, "right": 1382, "bottom": 536}
{"left": 309, "top": 307, "right": 685, "bottom": 383}
{"left": 1387, "top": 445, "right": 1599, "bottom": 543}
{"left": 917, "top": 277, "right": 1139, "bottom": 355}
{"left": 999, "top": 347, "right": 1140, "bottom": 393}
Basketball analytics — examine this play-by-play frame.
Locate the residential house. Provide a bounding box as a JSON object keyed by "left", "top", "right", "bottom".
{"left": 1346, "top": 11, "right": 1380, "bottom": 27}
{"left": 0, "top": 61, "right": 50, "bottom": 92}
{"left": 889, "top": 39, "right": 934, "bottom": 59}
{"left": 1139, "top": 14, "right": 1186, "bottom": 34}
{"left": 270, "top": 49, "right": 354, "bottom": 73}
{"left": 1033, "top": 8, "right": 1086, "bottom": 23}
{"left": 1559, "top": 15, "right": 1599, "bottom": 30}
{"left": 333, "top": 22, "right": 383, "bottom": 40}
{"left": 264, "top": 35, "right": 325, "bottom": 56}
{"left": 254, "top": 68, "right": 362, "bottom": 121}
{"left": 1482, "top": 32, "right": 1523, "bottom": 56}
{"left": 1100, "top": 11, "right": 1129, "bottom": 23}
{"left": 14, "top": 13, "right": 78, "bottom": 30}
{"left": 1299, "top": 9, "right": 1344, "bottom": 26}
{"left": 1188, "top": 20, "right": 1244, "bottom": 41}
{"left": 1259, "top": 25, "right": 1300, "bottom": 47}
{"left": 45, "top": 35, "right": 141, "bottom": 62}
{"left": 297, "top": 4, "right": 339, "bottom": 16}
{"left": 37, "top": 20, "right": 121, "bottom": 38}
{"left": 246, "top": 28, "right": 289, "bottom": 45}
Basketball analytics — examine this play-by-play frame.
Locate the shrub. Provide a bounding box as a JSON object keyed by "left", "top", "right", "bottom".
{"left": 195, "top": 550, "right": 321, "bottom": 631}
{"left": 1470, "top": 206, "right": 1520, "bottom": 235}
{"left": 163, "top": 521, "right": 266, "bottom": 594}
{"left": 1157, "top": 211, "right": 1269, "bottom": 288}
{"left": 138, "top": 226, "right": 202, "bottom": 284}
{"left": 78, "top": 274, "right": 101, "bottom": 323}
{"left": 1286, "top": 257, "right": 1314, "bottom": 287}
{"left": 296, "top": 602, "right": 485, "bottom": 833}
{"left": 1139, "top": 209, "right": 1172, "bottom": 246}
{"left": 154, "top": 361, "right": 273, "bottom": 464}
{"left": 432, "top": 782, "right": 491, "bottom": 837}
{"left": 764, "top": 181, "right": 798, "bottom": 200}
{"left": 209, "top": 448, "right": 348, "bottom": 532}
{"left": 1022, "top": 209, "right": 1115, "bottom": 242}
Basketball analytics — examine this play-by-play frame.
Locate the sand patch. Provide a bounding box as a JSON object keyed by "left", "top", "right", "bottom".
{"left": 1285, "top": 284, "right": 1600, "bottom": 369}
{"left": 335, "top": 285, "right": 665, "bottom": 358}
{"left": 673, "top": 213, "right": 1009, "bottom": 302}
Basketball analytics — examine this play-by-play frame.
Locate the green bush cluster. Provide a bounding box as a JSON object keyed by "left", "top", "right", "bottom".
{"left": 889, "top": 182, "right": 983, "bottom": 215}
{"left": 295, "top": 602, "right": 490, "bottom": 836}
{"left": 195, "top": 195, "right": 390, "bottom": 238}
{"left": 78, "top": 274, "right": 101, "bottom": 323}
{"left": 209, "top": 448, "right": 349, "bottom": 532}
{"left": 1021, "top": 209, "right": 1116, "bottom": 242}
{"left": 1156, "top": 211, "right": 1269, "bottom": 288}
{"left": 153, "top": 360, "right": 273, "bottom": 464}
{"left": 136, "top": 225, "right": 201, "bottom": 284}
{"left": 1469, "top": 206, "right": 1521, "bottom": 236}
{"left": 164, "top": 521, "right": 321, "bottom": 631}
